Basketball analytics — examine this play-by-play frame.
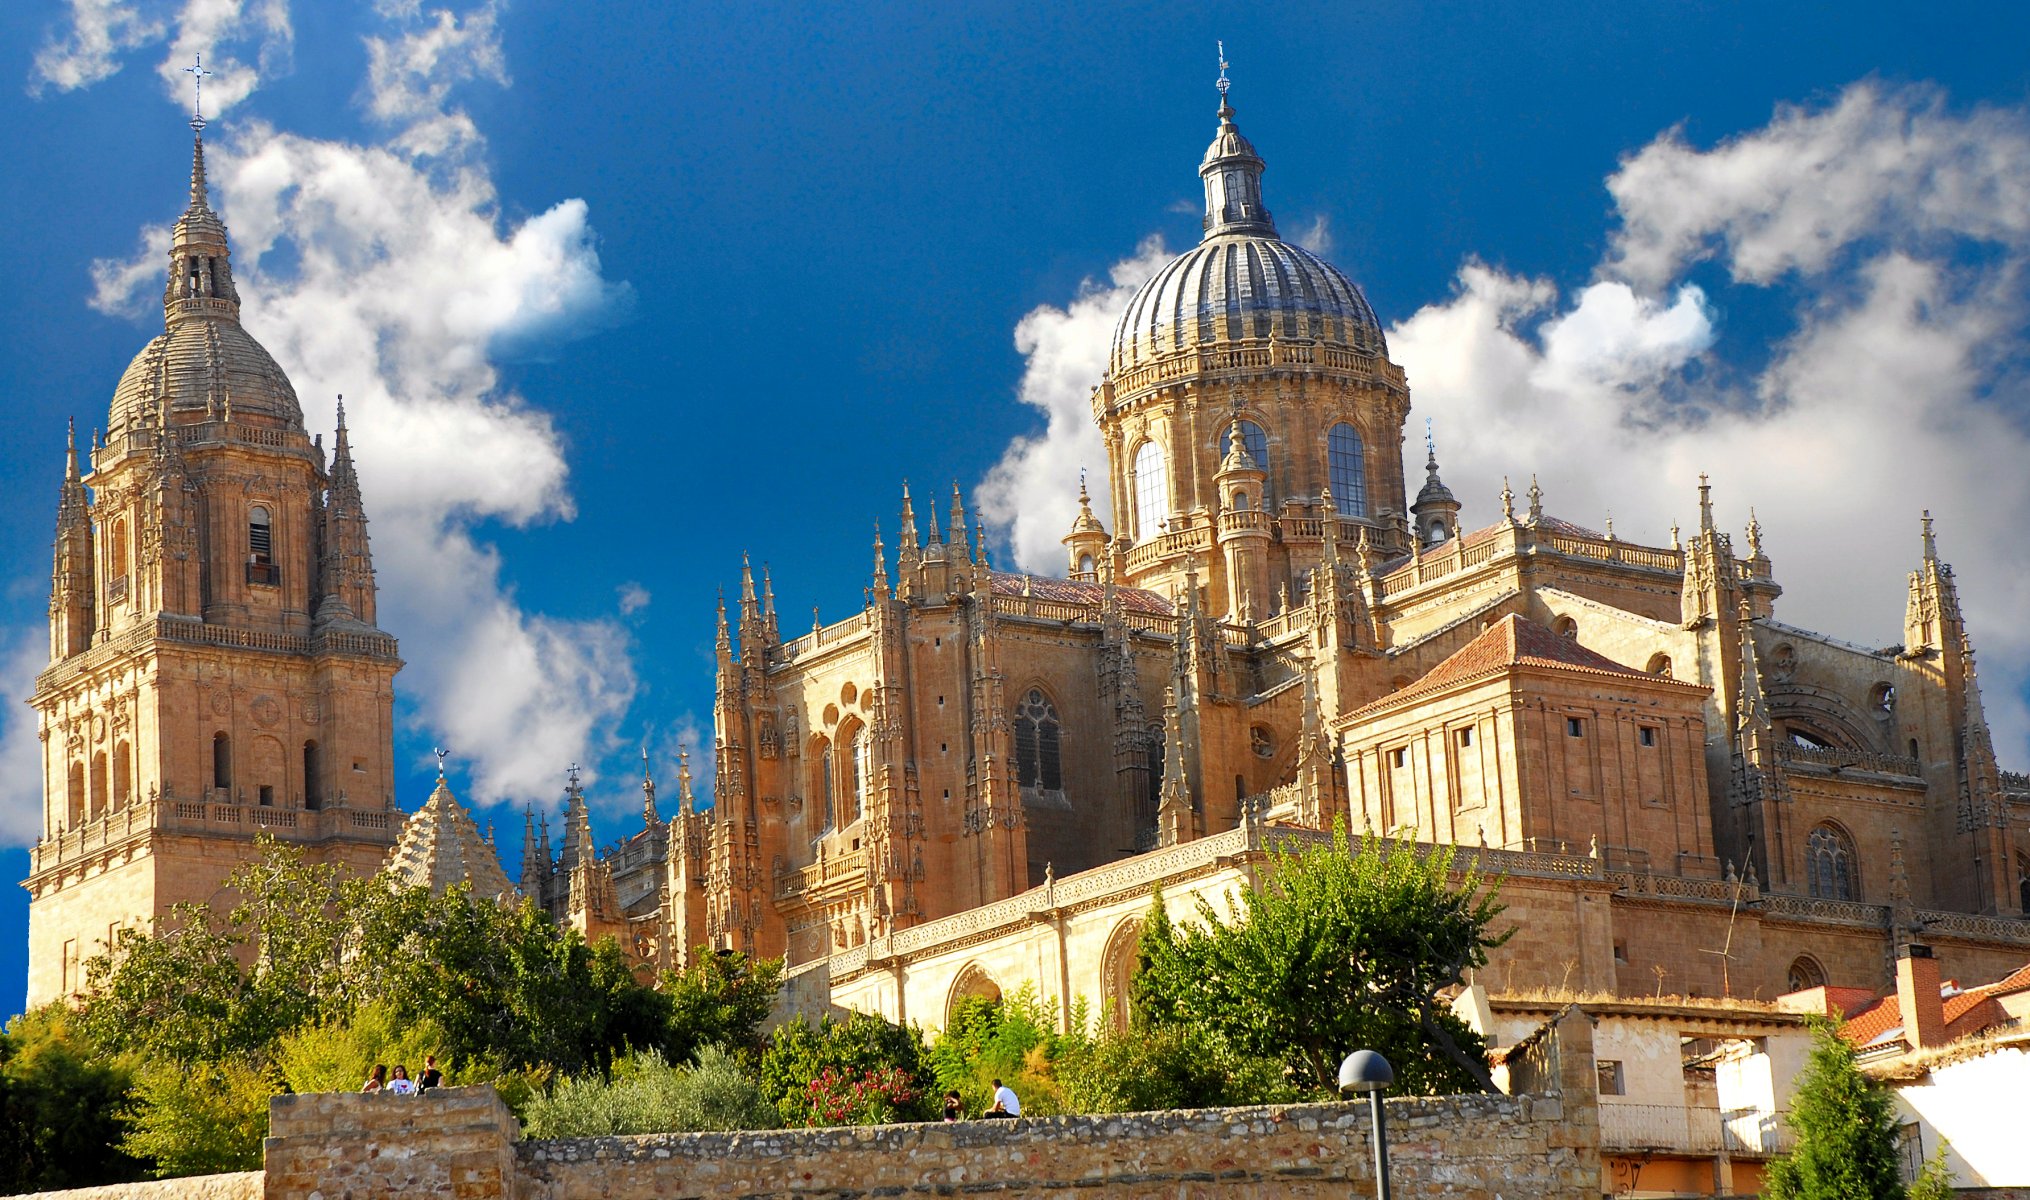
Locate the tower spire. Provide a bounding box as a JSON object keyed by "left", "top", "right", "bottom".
{"left": 1198, "top": 44, "right": 1274, "bottom": 240}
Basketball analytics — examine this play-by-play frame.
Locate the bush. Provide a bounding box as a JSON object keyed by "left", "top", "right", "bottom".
{"left": 785, "top": 1065, "right": 922, "bottom": 1127}
{"left": 522, "top": 1047, "right": 775, "bottom": 1138}
{"left": 926, "top": 987, "right": 1064, "bottom": 1117}
{"left": 121, "top": 1060, "right": 274, "bottom": 1177}
{"left": 759, "top": 1012, "right": 936, "bottom": 1126}
{"left": 1054, "top": 1022, "right": 1297, "bottom": 1113}
{"left": 272, "top": 1000, "right": 451, "bottom": 1094}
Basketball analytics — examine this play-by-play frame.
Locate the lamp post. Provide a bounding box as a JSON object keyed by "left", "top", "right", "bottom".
{"left": 1338, "top": 1049, "right": 1395, "bottom": 1200}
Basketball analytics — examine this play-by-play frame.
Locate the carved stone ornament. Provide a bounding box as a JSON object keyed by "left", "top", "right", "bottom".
{"left": 209, "top": 690, "right": 232, "bottom": 716}
{"left": 250, "top": 695, "right": 282, "bottom": 728}
{"left": 300, "top": 699, "right": 322, "bottom": 724}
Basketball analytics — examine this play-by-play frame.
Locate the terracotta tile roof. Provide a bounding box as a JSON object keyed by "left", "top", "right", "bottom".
{"left": 1357, "top": 614, "right": 1667, "bottom": 712}
{"left": 1833, "top": 960, "right": 2030, "bottom": 1051}
{"left": 990, "top": 571, "right": 1173, "bottom": 616}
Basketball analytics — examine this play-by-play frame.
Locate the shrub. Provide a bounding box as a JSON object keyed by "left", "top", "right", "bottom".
{"left": 759, "top": 1012, "right": 936, "bottom": 1125}
{"left": 522, "top": 1047, "right": 774, "bottom": 1138}
{"left": 272, "top": 1000, "right": 451, "bottom": 1094}
{"left": 786, "top": 1065, "right": 921, "bottom": 1127}
{"left": 0, "top": 1006, "right": 145, "bottom": 1192}
{"left": 1054, "top": 1022, "right": 1297, "bottom": 1113}
{"left": 926, "top": 986, "right": 1065, "bottom": 1116}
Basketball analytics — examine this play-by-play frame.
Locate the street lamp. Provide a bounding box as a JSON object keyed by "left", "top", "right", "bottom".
{"left": 1338, "top": 1049, "right": 1395, "bottom": 1200}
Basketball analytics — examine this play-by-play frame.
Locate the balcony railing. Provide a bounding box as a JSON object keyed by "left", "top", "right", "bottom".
{"left": 1598, "top": 1103, "right": 1792, "bottom": 1158}
{"left": 246, "top": 560, "right": 280, "bottom": 586}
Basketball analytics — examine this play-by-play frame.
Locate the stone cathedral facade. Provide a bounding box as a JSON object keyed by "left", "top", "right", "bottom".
{"left": 26, "top": 88, "right": 2030, "bottom": 1018}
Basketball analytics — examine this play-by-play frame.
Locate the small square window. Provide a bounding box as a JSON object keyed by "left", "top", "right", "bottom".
{"left": 1388, "top": 747, "right": 1407, "bottom": 769}
{"left": 1639, "top": 726, "right": 1657, "bottom": 748}
{"left": 1597, "top": 1060, "right": 1626, "bottom": 1096}
{"left": 1612, "top": 940, "right": 1628, "bottom": 964}
{"left": 1456, "top": 728, "right": 1474, "bottom": 749}
{"left": 1567, "top": 717, "right": 1586, "bottom": 738}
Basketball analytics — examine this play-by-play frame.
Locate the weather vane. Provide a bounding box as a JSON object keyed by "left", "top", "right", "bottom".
{"left": 433, "top": 746, "right": 448, "bottom": 779}
{"left": 184, "top": 54, "right": 213, "bottom": 132}
{"left": 1425, "top": 416, "right": 1434, "bottom": 459}
{"left": 1216, "top": 41, "right": 1230, "bottom": 100}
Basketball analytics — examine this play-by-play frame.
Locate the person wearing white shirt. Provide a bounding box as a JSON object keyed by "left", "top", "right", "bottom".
{"left": 987, "top": 1078, "right": 1020, "bottom": 1118}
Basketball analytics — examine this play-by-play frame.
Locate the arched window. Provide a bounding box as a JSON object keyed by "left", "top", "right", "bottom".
{"left": 248, "top": 506, "right": 273, "bottom": 564}
{"left": 1014, "top": 689, "right": 1063, "bottom": 791}
{"left": 842, "top": 726, "right": 869, "bottom": 824}
{"left": 66, "top": 761, "right": 85, "bottom": 828}
{"left": 1240, "top": 420, "right": 1270, "bottom": 496}
{"left": 1233, "top": 491, "right": 1251, "bottom": 511}
{"left": 1807, "top": 824, "right": 1857, "bottom": 901}
{"left": 2018, "top": 854, "right": 2029, "bottom": 915}
{"left": 815, "top": 740, "right": 835, "bottom": 832}
{"left": 1554, "top": 616, "right": 1579, "bottom": 640}
{"left": 1327, "top": 424, "right": 1367, "bottom": 516}
{"left": 110, "top": 518, "right": 129, "bottom": 580}
{"left": 112, "top": 742, "right": 131, "bottom": 811}
{"left": 1078, "top": 554, "right": 1095, "bottom": 575}
{"left": 1132, "top": 442, "right": 1168, "bottom": 539}
{"left": 1647, "top": 653, "right": 1673, "bottom": 677}
{"left": 89, "top": 752, "right": 107, "bottom": 820}
{"left": 303, "top": 741, "right": 322, "bottom": 810}
{"left": 1787, "top": 956, "right": 1827, "bottom": 993}
{"left": 213, "top": 731, "right": 232, "bottom": 793}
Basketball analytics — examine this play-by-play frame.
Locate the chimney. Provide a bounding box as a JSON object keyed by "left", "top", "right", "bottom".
{"left": 1895, "top": 943, "right": 1946, "bottom": 1051}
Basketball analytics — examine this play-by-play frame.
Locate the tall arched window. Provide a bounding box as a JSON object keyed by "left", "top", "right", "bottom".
{"left": 248, "top": 506, "right": 273, "bottom": 563}
{"left": 1132, "top": 442, "right": 1168, "bottom": 539}
{"left": 110, "top": 518, "right": 129, "bottom": 580}
{"left": 212, "top": 731, "right": 232, "bottom": 793}
{"left": 88, "top": 752, "right": 107, "bottom": 819}
{"left": 1807, "top": 824, "right": 1857, "bottom": 901}
{"left": 66, "top": 762, "right": 85, "bottom": 828}
{"left": 303, "top": 741, "right": 323, "bottom": 810}
{"left": 2018, "top": 854, "right": 2029, "bottom": 915}
{"left": 1327, "top": 424, "right": 1367, "bottom": 516}
{"left": 112, "top": 742, "right": 131, "bottom": 811}
{"left": 1014, "top": 689, "right": 1063, "bottom": 791}
{"left": 1240, "top": 420, "right": 1270, "bottom": 498}
{"left": 844, "top": 726, "right": 870, "bottom": 824}
{"left": 816, "top": 741, "right": 835, "bottom": 832}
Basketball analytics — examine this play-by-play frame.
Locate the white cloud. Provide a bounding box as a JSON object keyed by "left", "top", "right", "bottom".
{"left": 976, "top": 236, "right": 1170, "bottom": 574}
{"left": 1293, "top": 213, "right": 1333, "bottom": 256}
{"left": 0, "top": 629, "right": 50, "bottom": 845}
{"left": 617, "top": 582, "right": 651, "bottom": 616}
{"left": 31, "top": 0, "right": 290, "bottom": 114}
{"left": 60, "top": 2, "right": 641, "bottom": 818}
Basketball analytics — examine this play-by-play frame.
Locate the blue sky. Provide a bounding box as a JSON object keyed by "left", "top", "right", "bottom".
{"left": 4, "top": 1, "right": 2030, "bottom": 1014}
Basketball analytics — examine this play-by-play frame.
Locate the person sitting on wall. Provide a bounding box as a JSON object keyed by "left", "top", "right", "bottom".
{"left": 386, "top": 1064, "right": 418, "bottom": 1096}
{"left": 418, "top": 1055, "right": 443, "bottom": 1093}
{"left": 983, "top": 1078, "right": 1020, "bottom": 1119}
{"left": 361, "top": 1064, "right": 386, "bottom": 1093}
{"left": 942, "top": 1090, "right": 963, "bottom": 1122}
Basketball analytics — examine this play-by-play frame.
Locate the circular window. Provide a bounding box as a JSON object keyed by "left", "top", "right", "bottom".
{"left": 1251, "top": 727, "right": 1274, "bottom": 758}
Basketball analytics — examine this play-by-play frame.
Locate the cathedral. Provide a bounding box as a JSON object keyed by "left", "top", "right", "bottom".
{"left": 24, "top": 82, "right": 2030, "bottom": 1019}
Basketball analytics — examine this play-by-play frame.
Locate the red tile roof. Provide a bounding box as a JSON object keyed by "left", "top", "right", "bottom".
{"left": 1357, "top": 614, "right": 1671, "bottom": 712}
{"left": 990, "top": 571, "right": 1173, "bottom": 616}
{"left": 1828, "top": 959, "right": 2030, "bottom": 1051}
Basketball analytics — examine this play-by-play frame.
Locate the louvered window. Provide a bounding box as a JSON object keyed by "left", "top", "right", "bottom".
{"left": 1014, "top": 689, "right": 1063, "bottom": 791}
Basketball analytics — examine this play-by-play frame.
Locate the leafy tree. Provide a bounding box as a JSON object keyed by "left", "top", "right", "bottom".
{"left": 1764, "top": 1021, "right": 1912, "bottom": 1200}
{"left": 0, "top": 1006, "right": 145, "bottom": 1192}
{"left": 926, "top": 987, "right": 1065, "bottom": 1116}
{"left": 1133, "top": 826, "right": 1508, "bottom": 1094}
{"left": 660, "top": 949, "right": 785, "bottom": 1062}
{"left": 272, "top": 1000, "right": 452, "bottom": 1095}
{"left": 121, "top": 1060, "right": 274, "bottom": 1177}
{"left": 1907, "top": 1143, "right": 1956, "bottom": 1200}
{"left": 759, "top": 1011, "right": 936, "bottom": 1125}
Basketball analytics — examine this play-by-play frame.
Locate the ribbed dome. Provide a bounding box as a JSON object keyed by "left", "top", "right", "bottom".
{"left": 1107, "top": 97, "right": 1386, "bottom": 379}
{"left": 1109, "top": 236, "right": 1386, "bottom": 376}
{"left": 108, "top": 318, "right": 303, "bottom": 438}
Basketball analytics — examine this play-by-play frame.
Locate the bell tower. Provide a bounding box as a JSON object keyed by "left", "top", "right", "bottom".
{"left": 23, "top": 115, "right": 402, "bottom": 1007}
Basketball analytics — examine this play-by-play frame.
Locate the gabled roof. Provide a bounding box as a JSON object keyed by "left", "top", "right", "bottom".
{"left": 990, "top": 571, "right": 1173, "bottom": 616}
{"left": 1357, "top": 614, "right": 1683, "bottom": 713}
{"left": 383, "top": 779, "right": 517, "bottom": 901}
{"left": 1824, "top": 960, "right": 2030, "bottom": 1053}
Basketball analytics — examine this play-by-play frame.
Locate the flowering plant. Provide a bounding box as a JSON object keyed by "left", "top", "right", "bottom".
{"left": 796, "top": 1065, "right": 920, "bottom": 1126}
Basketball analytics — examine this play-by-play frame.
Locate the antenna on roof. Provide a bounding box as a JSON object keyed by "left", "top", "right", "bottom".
{"left": 184, "top": 54, "right": 213, "bottom": 133}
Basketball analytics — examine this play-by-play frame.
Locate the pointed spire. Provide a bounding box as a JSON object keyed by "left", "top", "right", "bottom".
{"left": 1698, "top": 473, "right": 1715, "bottom": 533}
{"left": 1157, "top": 685, "right": 1193, "bottom": 847}
{"left": 1199, "top": 43, "right": 1275, "bottom": 240}
{"left": 871, "top": 522, "right": 890, "bottom": 595}
{"left": 64, "top": 418, "right": 80, "bottom": 484}
{"left": 738, "top": 553, "right": 759, "bottom": 624}
{"left": 1737, "top": 602, "right": 1770, "bottom": 734}
{"left": 677, "top": 746, "right": 699, "bottom": 814}
{"left": 949, "top": 482, "right": 971, "bottom": 559}
{"left": 714, "top": 588, "right": 731, "bottom": 657}
{"left": 641, "top": 746, "right": 660, "bottom": 826}
{"left": 521, "top": 804, "right": 545, "bottom": 887}
{"left": 1921, "top": 509, "right": 1938, "bottom": 562}
{"left": 927, "top": 498, "right": 944, "bottom": 545}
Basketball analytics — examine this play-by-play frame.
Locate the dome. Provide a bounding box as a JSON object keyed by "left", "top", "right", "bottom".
{"left": 108, "top": 317, "right": 303, "bottom": 438}
{"left": 1109, "top": 236, "right": 1386, "bottom": 376}
{"left": 1106, "top": 96, "right": 1387, "bottom": 379}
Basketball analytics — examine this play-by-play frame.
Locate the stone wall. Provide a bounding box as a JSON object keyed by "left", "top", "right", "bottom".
{"left": 264, "top": 1086, "right": 523, "bottom": 1200}
{"left": 12, "top": 1174, "right": 261, "bottom": 1200}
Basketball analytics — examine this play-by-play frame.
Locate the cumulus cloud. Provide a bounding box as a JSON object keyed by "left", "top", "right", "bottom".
{"left": 32, "top": 0, "right": 291, "bottom": 114}
{"left": 617, "top": 582, "right": 651, "bottom": 616}
{"left": 1293, "top": 213, "right": 1333, "bottom": 256}
{"left": 0, "top": 630, "right": 50, "bottom": 845}
{"left": 977, "top": 236, "right": 1170, "bottom": 573}
{"left": 65, "top": 2, "right": 640, "bottom": 815}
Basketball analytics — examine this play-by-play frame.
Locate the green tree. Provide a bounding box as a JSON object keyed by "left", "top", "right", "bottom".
{"left": 121, "top": 1060, "right": 274, "bottom": 1177}
{"left": 1052, "top": 1020, "right": 1296, "bottom": 1113}
{"left": 659, "top": 949, "right": 785, "bottom": 1062}
{"left": 522, "top": 1046, "right": 776, "bottom": 1138}
{"left": 925, "top": 987, "right": 1064, "bottom": 1116}
{"left": 1764, "top": 1021, "right": 1910, "bottom": 1200}
{"left": 271, "top": 1000, "right": 452, "bottom": 1095}
{"left": 1132, "top": 826, "right": 1508, "bottom": 1094}
{"left": 0, "top": 1006, "right": 145, "bottom": 1192}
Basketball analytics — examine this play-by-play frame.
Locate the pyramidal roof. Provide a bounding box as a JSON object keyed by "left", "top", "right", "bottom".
{"left": 1363, "top": 614, "right": 1677, "bottom": 712}
{"left": 384, "top": 778, "right": 517, "bottom": 901}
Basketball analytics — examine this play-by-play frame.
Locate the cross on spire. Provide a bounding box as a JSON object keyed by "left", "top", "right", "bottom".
{"left": 184, "top": 54, "right": 213, "bottom": 132}
{"left": 1216, "top": 40, "right": 1230, "bottom": 101}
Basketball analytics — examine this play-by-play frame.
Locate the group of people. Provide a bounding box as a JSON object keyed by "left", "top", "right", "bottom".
{"left": 941, "top": 1078, "right": 1022, "bottom": 1121}
{"left": 360, "top": 1056, "right": 443, "bottom": 1095}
